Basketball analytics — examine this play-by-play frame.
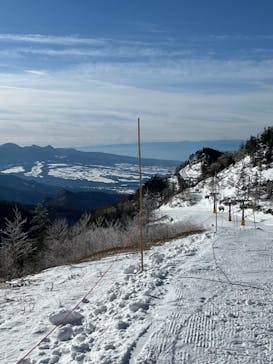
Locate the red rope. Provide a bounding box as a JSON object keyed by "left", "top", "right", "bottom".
{"left": 17, "top": 260, "right": 115, "bottom": 364}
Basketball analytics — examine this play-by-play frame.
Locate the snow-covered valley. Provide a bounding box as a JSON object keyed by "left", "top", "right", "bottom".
{"left": 1, "top": 200, "right": 273, "bottom": 363}
{"left": 1, "top": 162, "right": 171, "bottom": 194}
{"left": 0, "top": 144, "right": 176, "bottom": 194}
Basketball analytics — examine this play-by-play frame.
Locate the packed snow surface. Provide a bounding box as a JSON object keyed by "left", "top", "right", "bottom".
{"left": 1, "top": 201, "right": 273, "bottom": 363}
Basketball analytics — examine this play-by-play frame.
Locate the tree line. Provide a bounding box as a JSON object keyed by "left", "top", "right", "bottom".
{"left": 0, "top": 177, "right": 197, "bottom": 280}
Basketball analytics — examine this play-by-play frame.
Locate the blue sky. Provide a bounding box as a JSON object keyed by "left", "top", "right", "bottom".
{"left": 0, "top": 0, "right": 273, "bottom": 146}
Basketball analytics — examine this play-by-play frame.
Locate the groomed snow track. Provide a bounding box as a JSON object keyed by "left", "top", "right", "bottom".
{"left": 130, "top": 225, "right": 273, "bottom": 364}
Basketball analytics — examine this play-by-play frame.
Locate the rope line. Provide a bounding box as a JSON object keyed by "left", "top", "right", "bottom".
{"left": 16, "top": 260, "right": 115, "bottom": 364}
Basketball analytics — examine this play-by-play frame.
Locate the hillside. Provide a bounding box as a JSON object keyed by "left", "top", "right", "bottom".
{"left": 0, "top": 173, "right": 60, "bottom": 205}
{"left": 0, "top": 173, "right": 124, "bottom": 221}
{"left": 44, "top": 189, "right": 123, "bottom": 211}
{"left": 171, "top": 127, "right": 273, "bottom": 213}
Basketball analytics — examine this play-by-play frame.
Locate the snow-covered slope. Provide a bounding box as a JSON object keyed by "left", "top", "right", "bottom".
{"left": 179, "top": 160, "right": 202, "bottom": 180}
{"left": 175, "top": 153, "right": 273, "bottom": 211}
{"left": 1, "top": 200, "right": 273, "bottom": 363}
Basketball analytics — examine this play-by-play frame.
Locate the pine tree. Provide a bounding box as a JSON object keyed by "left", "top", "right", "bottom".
{"left": 0, "top": 206, "right": 33, "bottom": 277}
{"left": 29, "top": 203, "right": 50, "bottom": 254}
{"left": 44, "top": 218, "right": 69, "bottom": 265}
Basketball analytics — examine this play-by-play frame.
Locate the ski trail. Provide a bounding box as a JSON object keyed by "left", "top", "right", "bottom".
{"left": 129, "top": 234, "right": 221, "bottom": 363}
{"left": 130, "top": 227, "right": 273, "bottom": 363}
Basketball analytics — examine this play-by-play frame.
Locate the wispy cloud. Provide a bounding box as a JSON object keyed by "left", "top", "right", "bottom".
{"left": 208, "top": 34, "right": 273, "bottom": 41}
{"left": 1, "top": 32, "right": 272, "bottom": 66}
{"left": 0, "top": 33, "right": 194, "bottom": 67}
{"left": 61, "top": 58, "right": 273, "bottom": 92}
{"left": 0, "top": 32, "right": 272, "bottom": 145}
{"left": 0, "top": 33, "right": 105, "bottom": 46}
{"left": 24, "top": 69, "right": 48, "bottom": 76}
{"left": 16, "top": 46, "right": 192, "bottom": 59}
{"left": 0, "top": 59, "right": 272, "bottom": 146}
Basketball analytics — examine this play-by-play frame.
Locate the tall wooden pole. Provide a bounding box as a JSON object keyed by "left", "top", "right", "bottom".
{"left": 210, "top": 192, "right": 218, "bottom": 232}
{"left": 211, "top": 192, "right": 217, "bottom": 214}
{"left": 138, "top": 118, "right": 144, "bottom": 272}
{"left": 213, "top": 175, "right": 217, "bottom": 214}
{"left": 213, "top": 194, "right": 217, "bottom": 214}
{"left": 241, "top": 200, "right": 246, "bottom": 226}
{"left": 228, "top": 199, "right": 232, "bottom": 221}
{"left": 215, "top": 197, "right": 218, "bottom": 232}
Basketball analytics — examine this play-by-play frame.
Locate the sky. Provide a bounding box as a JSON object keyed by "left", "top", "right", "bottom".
{"left": 0, "top": 0, "right": 273, "bottom": 147}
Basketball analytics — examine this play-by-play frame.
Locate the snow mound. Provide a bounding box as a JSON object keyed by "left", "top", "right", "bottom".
{"left": 49, "top": 310, "right": 84, "bottom": 326}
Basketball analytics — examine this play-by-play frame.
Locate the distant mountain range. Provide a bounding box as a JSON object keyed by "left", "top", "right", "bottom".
{"left": 0, "top": 143, "right": 177, "bottom": 211}
{"left": 79, "top": 140, "right": 243, "bottom": 161}
{"left": 0, "top": 143, "right": 176, "bottom": 194}
{"left": 0, "top": 143, "right": 178, "bottom": 166}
